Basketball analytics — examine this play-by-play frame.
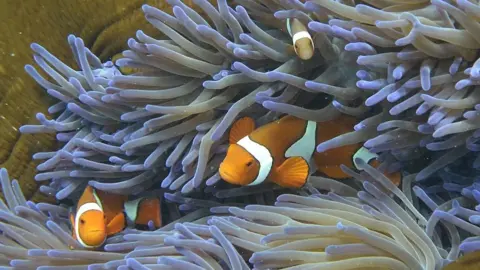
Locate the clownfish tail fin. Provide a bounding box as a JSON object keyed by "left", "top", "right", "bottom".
{"left": 229, "top": 117, "right": 255, "bottom": 144}
{"left": 272, "top": 156, "right": 309, "bottom": 188}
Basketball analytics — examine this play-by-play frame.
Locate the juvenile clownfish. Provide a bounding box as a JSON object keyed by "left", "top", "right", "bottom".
{"left": 69, "top": 185, "right": 162, "bottom": 249}
{"left": 219, "top": 115, "right": 401, "bottom": 188}
{"left": 287, "top": 18, "right": 315, "bottom": 60}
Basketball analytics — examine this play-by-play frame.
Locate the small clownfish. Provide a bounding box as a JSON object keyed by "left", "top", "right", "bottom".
{"left": 69, "top": 186, "right": 162, "bottom": 249}
{"left": 287, "top": 18, "right": 315, "bottom": 60}
{"left": 218, "top": 115, "right": 401, "bottom": 188}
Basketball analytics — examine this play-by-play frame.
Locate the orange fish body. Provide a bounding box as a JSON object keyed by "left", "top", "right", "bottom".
{"left": 69, "top": 186, "right": 162, "bottom": 249}
{"left": 219, "top": 115, "right": 401, "bottom": 188}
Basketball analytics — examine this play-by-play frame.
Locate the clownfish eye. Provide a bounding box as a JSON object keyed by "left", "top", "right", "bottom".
{"left": 80, "top": 219, "right": 85, "bottom": 225}
{"left": 246, "top": 161, "right": 253, "bottom": 167}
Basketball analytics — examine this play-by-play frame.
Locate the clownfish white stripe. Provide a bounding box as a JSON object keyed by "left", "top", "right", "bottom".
{"left": 292, "top": 31, "right": 312, "bottom": 46}
{"left": 286, "top": 121, "right": 317, "bottom": 161}
{"left": 286, "top": 19, "right": 313, "bottom": 43}
{"left": 124, "top": 197, "right": 143, "bottom": 225}
{"left": 353, "top": 147, "right": 378, "bottom": 170}
{"left": 292, "top": 31, "right": 314, "bottom": 55}
{"left": 75, "top": 202, "right": 103, "bottom": 248}
{"left": 237, "top": 136, "right": 273, "bottom": 186}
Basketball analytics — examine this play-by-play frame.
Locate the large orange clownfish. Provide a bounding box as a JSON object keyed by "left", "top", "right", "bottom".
{"left": 69, "top": 186, "right": 162, "bottom": 249}
{"left": 219, "top": 115, "right": 401, "bottom": 188}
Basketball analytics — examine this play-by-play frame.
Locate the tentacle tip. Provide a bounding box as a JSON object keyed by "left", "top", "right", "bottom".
{"left": 354, "top": 157, "right": 366, "bottom": 166}
{"left": 316, "top": 144, "right": 328, "bottom": 153}
{"left": 232, "top": 61, "right": 244, "bottom": 70}
{"left": 336, "top": 221, "right": 345, "bottom": 230}
{"left": 30, "top": 43, "right": 41, "bottom": 50}
{"left": 235, "top": 5, "right": 246, "bottom": 13}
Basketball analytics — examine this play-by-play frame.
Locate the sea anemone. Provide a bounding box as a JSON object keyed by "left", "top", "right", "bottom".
{"left": 18, "top": 0, "right": 367, "bottom": 200}
{"left": 410, "top": 155, "right": 480, "bottom": 259}
{"left": 310, "top": 0, "right": 480, "bottom": 181}
{"left": 4, "top": 0, "right": 480, "bottom": 269}
{"left": 0, "top": 159, "right": 455, "bottom": 269}
{"left": 118, "top": 159, "right": 447, "bottom": 270}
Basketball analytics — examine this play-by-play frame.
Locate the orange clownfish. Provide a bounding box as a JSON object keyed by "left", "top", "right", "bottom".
{"left": 219, "top": 115, "right": 401, "bottom": 188}
{"left": 287, "top": 18, "right": 314, "bottom": 60}
{"left": 69, "top": 185, "right": 162, "bottom": 249}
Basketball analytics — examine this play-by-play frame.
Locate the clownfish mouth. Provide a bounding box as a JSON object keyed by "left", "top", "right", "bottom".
{"left": 219, "top": 164, "right": 242, "bottom": 185}
{"left": 219, "top": 169, "right": 234, "bottom": 182}
{"left": 82, "top": 230, "right": 106, "bottom": 247}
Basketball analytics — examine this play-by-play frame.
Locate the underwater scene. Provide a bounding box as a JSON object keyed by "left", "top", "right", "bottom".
{"left": 2, "top": 0, "right": 480, "bottom": 269}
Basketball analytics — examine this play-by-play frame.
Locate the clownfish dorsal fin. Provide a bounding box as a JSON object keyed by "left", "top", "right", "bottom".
{"left": 272, "top": 156, "right": 309, "bottom": 188}
{"left": 77, "top": 185, "right": 97, "bottom": 208}
{"left": 229, "top": 117, "right": 256, "bottom": 144}
{"left": 84, "top": 185, "right": 95, "bottom": 196}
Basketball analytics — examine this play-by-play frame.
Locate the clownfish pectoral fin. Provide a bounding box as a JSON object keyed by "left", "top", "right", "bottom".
{"left": 272, "top": 157, "right": 309, "bottom": 188}
{"left": 229, "top": 117, "right": 256, "bottom": 144}
{"left": 106, "top": 213, "right": 125, "bottom": 236}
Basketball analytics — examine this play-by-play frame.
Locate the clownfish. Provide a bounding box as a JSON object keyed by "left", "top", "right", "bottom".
{"left": 219, "top": 115, "right": 401, "bottom": 188}
{"left": 69, "top": 185, "right": 162, "bottom": 249}
{"left": 287, "top": 18, "right": 314, "bottom": 60}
